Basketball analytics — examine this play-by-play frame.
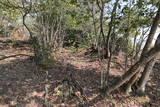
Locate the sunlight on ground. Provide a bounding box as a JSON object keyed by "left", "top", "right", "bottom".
{"left": 135, "top": 96, "right": 150, "bottom": 103}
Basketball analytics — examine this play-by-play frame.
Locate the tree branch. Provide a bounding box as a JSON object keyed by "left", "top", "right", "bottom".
{"left": 0, "top": 54, "right": 32, "bottom": 61}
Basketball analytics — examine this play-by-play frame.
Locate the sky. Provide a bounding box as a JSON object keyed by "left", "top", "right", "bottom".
{"left": 133, "top": 27, "right": 160, "bottom": 49}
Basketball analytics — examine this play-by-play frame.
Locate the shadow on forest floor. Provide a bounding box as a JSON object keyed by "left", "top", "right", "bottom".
{"left": 0, "top": 40, "right": 160, "bottom": 107}
{"left": 0, "top": 56, "right": 104, "bottom": 107}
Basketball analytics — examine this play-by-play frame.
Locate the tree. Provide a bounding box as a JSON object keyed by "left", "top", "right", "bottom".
{"left": 137, "top": 33, "right": 160, "bottom": 93}
{"left": 106, "top": 37, "right": 160, "bottom": 94}
{"left": 0, "top": 1, "right": 20, "bottom": 37}
{"left": 105, "top": 0, "right": 120, "bottom": 58}
{"left": 0, "top": 0, "right": 66, "bottom": 66}
{"left": 125, "top": 5, "right": 160, "bottom": 94}
{"left": 104, "top": 5, "right": 160, "bottom": 94}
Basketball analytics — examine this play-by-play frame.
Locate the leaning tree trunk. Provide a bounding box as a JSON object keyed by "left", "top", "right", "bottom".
{"left": 141, "top": 6, "right": 160, "bottom": 56}
{"left": 137, "top": 33, "right": 160, "bottom": 93}
{"left": 137, "top": 59, "right": 156, "bottom": 93}
{"left": 105, "top": 42, "right": 160, "bottom": 94}
{"left": 125, "top": 6, "right": 160, "bottom": 94}
{"left": 124, "top": 71, "right": 141, "bottom": 94}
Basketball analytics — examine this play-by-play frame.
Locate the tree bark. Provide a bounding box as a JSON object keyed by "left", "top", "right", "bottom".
{"left": 125, "top": 71, "right": 141, "bottom": 94}
{"left": 105, "top": 0, "right": 119, "bottom": 58}
{"left": 106, "top": 43, "right": 160, "bottom": 94}
{"left": 125, "top": 6, "right": 160, "bottom": 93}
{"left": 141, "top": 6, "right": 160, "bottom": 56}
{"left": 137, "top": 59, "right": 156, "bottom": 93}
{"left": 137, "top": 33, "right": 160, "bottom": 93}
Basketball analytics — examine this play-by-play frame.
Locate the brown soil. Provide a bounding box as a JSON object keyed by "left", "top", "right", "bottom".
{"left": 0, "top": 38, "right": 160, "bottom": 107}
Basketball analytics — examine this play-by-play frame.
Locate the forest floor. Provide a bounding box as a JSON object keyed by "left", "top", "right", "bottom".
{"left": 0, "top": 38, "right": 160, "bottom": 107}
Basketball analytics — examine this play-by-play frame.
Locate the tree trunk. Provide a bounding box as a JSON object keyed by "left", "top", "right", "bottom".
{"left": 125, "top": 6, "right": 160, "bottom": 93}
{"left": 137, "top": 33, "right": 160, "bottom": 93}
{"left": 106, "top": 43, "right": 160, "bottom": 94}
{"left": 125, "top": 71, "right": 141, "bottom": 94}
{"left": 141, "top": 6, "right": 160, "bottom": 56}
{"left": 105, "top": 0, "right": 119, "bottom": 58}
{"left": 137, "top": 59, "right": 156, "bottom": 93}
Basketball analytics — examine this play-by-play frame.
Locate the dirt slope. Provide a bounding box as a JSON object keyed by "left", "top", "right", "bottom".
{"left": 0, "top": 39, "right": 160, "bottom": 107}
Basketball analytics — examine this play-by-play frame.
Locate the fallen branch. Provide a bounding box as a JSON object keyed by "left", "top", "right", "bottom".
{"left": 0, "top": 54, "right": 32, "bottom": 61}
